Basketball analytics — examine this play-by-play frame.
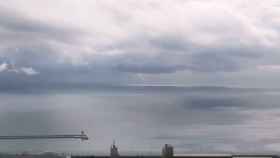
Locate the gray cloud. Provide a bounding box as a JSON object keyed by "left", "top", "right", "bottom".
{"left": 189, "top": 52, "right": 241, "bottom": 72}
{"left": 0, "top": 0, "right": 279, "bottom": 88}
{"left": 0, "top": 7, "right": 81, "bottom": 44}
{"left": 116, "top": 64, "right": 186, "bottom": 74}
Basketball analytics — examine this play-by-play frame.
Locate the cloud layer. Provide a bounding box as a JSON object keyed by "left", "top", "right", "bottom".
{"left": 0, "top": 0, "right": 280, "bottom": 87}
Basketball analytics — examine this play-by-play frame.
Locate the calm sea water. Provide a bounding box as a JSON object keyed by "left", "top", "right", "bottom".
{"left": 0, "top": 88, "right": 280, "bottom": 154}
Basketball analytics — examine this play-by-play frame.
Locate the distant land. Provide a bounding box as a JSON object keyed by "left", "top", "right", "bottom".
{"left": 0, "top": 81, "right": 278, "bottom": 93}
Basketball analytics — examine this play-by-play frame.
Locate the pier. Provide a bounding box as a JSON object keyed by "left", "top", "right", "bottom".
{"left": 0, "top": 131, "right": 88, "bottom": 141}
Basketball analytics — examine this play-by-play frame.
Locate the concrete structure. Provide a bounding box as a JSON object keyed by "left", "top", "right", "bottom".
{"left": 0, "top": 131, "right": 88, "bottom": 141}
{"left": 162, "top": 144, "right": 174, "bottom": 158}
{"left": 110, "top": 141, "right": 120, "bottom": 158}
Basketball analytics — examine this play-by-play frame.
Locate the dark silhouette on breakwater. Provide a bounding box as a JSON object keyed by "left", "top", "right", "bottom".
{"left": 72, "top": 143, "right": 280, "bottom": 158}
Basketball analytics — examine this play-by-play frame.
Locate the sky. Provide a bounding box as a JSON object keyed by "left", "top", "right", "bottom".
{"left": 0, "top": 0, "right": 280, "bottom": 88}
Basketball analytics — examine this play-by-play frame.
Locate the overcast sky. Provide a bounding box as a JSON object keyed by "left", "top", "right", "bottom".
{"left": 1, "top": 0, "right": 280, "bottom": 88}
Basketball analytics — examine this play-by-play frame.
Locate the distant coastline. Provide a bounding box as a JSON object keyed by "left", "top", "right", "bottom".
{"left": 0, "top": 82, "right": 277, "bottom": 94}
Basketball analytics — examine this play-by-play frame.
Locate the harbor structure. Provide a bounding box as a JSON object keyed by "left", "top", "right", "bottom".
{"left": 110, "top": 140, "right": 120, "bottom": 158}
{"left": 162, "top": 144, "right": 174, "bottom": 158}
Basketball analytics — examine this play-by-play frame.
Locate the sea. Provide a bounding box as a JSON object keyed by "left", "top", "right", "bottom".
{"left": 0, "top": 86, "right": 279, "bottom": 155}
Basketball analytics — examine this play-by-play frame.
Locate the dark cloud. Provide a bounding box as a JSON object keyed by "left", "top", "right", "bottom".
{"left": 0, "top": 7, "right": 81, "bottom": 44}
{"left": 147, "top": 35, "right": 192, "bottom": 52}
{"left": 101, "top": 31, "right": 266, "bottom": 75}
{"left": 182, "top": 96, "right": 246, "bottom": 110}
{"left": 115, "top": 63, "right": 187, "bottom": 74}
{"left": 189, "top": 52, "right": 241, "bottom": 72}
{"left": 110, "top": 45, "right": 263, "bottom": 74}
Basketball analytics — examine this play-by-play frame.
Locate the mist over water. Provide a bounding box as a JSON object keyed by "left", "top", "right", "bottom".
{"left": 0, "top": 88, "right": 280, "bottom": 154}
